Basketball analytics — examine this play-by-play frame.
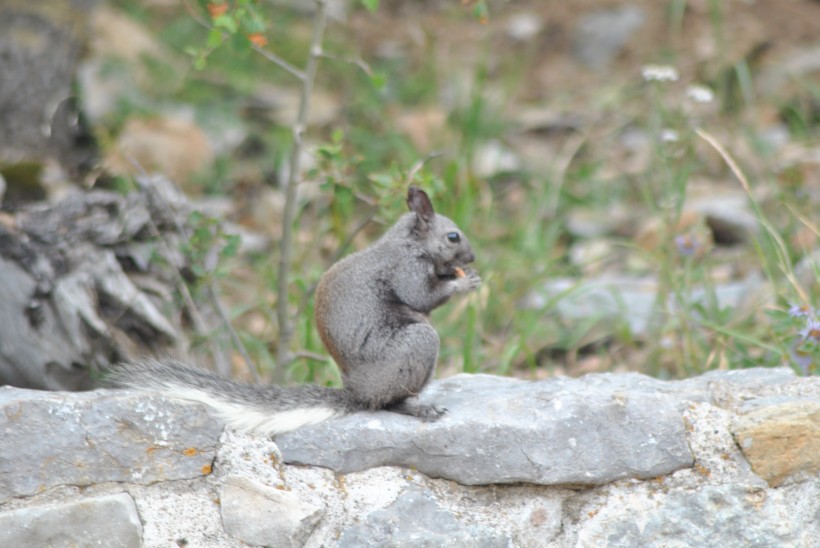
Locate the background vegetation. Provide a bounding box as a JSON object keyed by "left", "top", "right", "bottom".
{"left": 100, "top": 0, "right": 819, "bottom": 383}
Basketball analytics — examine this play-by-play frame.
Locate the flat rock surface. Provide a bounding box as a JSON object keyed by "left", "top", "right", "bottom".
{"left": 276, "top": 369, "right": 799, "bottom": 486}
{"left": 0, "top": 387, "right": 221, "bottom": 502}
{"left": 276, "top": 372, "right": 730, "bottom": 486}
{"left": 0, "top": 492, "right": 142, "bottom": 548}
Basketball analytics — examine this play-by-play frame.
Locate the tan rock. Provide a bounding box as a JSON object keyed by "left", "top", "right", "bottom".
{"left": 107, "top": 116, "right": 213, "bottom": 188}
{"left": 732, "top": 400, "right": 820, "bottom": 487}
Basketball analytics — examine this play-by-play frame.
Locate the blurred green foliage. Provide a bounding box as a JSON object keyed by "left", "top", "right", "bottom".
{"left": 111, "top": 0, "right": 818, "bottom": 381}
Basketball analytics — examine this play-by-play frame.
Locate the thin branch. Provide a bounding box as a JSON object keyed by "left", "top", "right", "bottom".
{"left": 404, "top": 151, "right": 443, "bottom": 185}
{"left": 318, "top": 52, "right": 374, "bottom": 77}
{"left": 276, "top": 0, "right": 329, "bottom": 371}
{"left": 207, "top": 282, "right": 261, "bottom": 382}
{"left": 183, "top": 0, "right": 305, "bottom": 82}
{"left": 293, "top": 350, "right": 329, "bottom": 362}
{"left": 252, "top": 45, "right": 305, "bottom": 81}
{"left": 181, "top": 0, "right": 210, "bottom": 28}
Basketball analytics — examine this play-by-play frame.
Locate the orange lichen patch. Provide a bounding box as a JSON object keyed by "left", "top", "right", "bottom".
{"left": 202, "top": 463, "right": 213, "bottom": 475}
{"left": 207, "top": 3, "right": 228, "bottom": 18}
{"left": 247, "top": 33, "right": 268, "bottom": 47}
{"left": 182, "top": 447, "right": 199, "bottom": 457}
{"left": 694, "top": 463, "right": 711, "bottom": 477}
{"left": 454, "top": 266, "right": 466, "bottom": 278}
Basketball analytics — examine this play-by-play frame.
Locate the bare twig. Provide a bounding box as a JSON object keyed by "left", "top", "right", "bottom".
{"left": 207, "top": 282, "right": 261, "bottom": 382}
{"left": 181, "top": 0, "right": 210, "bottom": 28}
{"left": 293, "top": 350, "right": 329, "bottom": 362}
{"left": 405, "top": 151, "right": 443, "bottom": 184}
{"left": 276, "top": 0, "right": 329, "bottom": 372}
{"left": 252, "top": 45, "right": 305, "bottom": 81}
{"left": 318, "top": 52, "right": 374, "bottom": 77}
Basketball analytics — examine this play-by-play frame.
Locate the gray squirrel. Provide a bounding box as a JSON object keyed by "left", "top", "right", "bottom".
{"left": 109, "top": 186, "right": 480, "bottom": 436}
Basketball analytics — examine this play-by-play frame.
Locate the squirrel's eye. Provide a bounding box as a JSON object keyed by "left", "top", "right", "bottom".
{"left": 446, "top": 232, "right": 460, "bottom": 243}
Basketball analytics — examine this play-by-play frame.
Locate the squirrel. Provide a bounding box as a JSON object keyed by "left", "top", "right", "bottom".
{"left": 109, "top": 185, "right": 481, "bottom": 436}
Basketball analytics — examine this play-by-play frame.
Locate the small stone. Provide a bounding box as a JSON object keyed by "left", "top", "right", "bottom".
{"left": 472, "top": 140, "right": 522, "bottom": 178}
{"left": 732, "top": 400, "right": 820, "bottom": 487}
{"left": 506, "top": 12, "right": 543, "bottom": 42}
{"left": 569, "top": 239, "right": 617, "bottom": 275}
{"left": 566, "top": 207, "right": 631, "bottom": 239}
{"left": 106, "top": 115, "right": 214, "bottom": 187}
{"left": 686, "top": 182, "right": 759, "bottom": 245}
{"left": 221, "top": 475, "right": 323, "bottom": 548}
{"left": 0, "top": 492, "right": 142, "bottom": 548}
{"left": 338, "top": 485, "right": 510, "bottom": 548}
{"left": 572, "top": 7, "right": 646, "bottom": 70}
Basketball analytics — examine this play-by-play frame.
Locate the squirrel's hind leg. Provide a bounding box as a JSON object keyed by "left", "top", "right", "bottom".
{"left": 343, "top": 323, "right": 443, "bottom": 419}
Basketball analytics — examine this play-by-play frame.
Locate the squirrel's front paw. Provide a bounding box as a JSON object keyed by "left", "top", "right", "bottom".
{"left": 454, "top": 269, "right": 481, "bottom": 293}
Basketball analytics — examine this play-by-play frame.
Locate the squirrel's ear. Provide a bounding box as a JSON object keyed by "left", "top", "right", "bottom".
{"left": 407, "top": 185, "right": 435, "bottom": 224}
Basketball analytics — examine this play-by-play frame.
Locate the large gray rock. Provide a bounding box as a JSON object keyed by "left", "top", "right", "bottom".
{"left": 221, "top": 475, "right": 324, "bottom": 548}
{"left": 0, "top": 181, "right": 196, "bottom": 390}
{"left": 338, "top": 485, "right": 511, "bottom": 548}
{"left": 276, "top": 373, "right": 696, "bottom": 486}
{"left": 573, "top": 482, "right": 819, "bottom": 547}
{"left": 0, "top": 492, "right": 142, "bottom": 548}
{"left": 0, "top": 387, "right": 222, "bottom": 502}
{"left": 0, "top": 0, "right": 101, "bottom": 173}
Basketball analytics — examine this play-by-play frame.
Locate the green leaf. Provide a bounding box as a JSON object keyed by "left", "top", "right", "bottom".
{"left": 207, "top": 28, "right": 224, "bottom": 48}
{"left": 221, "top": 234, "right": 241, "bottom": 259}
{"left": 369, "top": 71, "right": 387, "bottom": 91}
{"left": 213, "top": 14, "right": 238, "bottom": 34}
{"left": 360, "top": 0, "right": 379, "bottom": 13}
{"left": 472, "top": 0, "right": 489, "bottom": 23}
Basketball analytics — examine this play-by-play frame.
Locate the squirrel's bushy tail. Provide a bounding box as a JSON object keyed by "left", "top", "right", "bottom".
{"left": 108, "top": 359, "right": 356, "bottom": 436}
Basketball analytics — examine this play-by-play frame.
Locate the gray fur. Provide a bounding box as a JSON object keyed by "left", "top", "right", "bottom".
{"left": 110, "top": 186, "right": 480, "bottom": 435}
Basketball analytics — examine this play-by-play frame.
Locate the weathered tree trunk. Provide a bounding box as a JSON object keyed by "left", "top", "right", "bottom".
{"left": 0, "top": 176, "right": 196, "bottom": 390}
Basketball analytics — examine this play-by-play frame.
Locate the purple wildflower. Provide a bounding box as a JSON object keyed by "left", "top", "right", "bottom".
{"left": 800, "top": 318, "right": 820, "bottom": 344}
{"left": 674, "top": 234, "right": 701, "bottom": 257}
{"left": 788, "top": 303, "right": 814, "bottom": 318}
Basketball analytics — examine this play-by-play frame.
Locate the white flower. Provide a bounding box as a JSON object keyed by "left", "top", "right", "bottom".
{"left": 686, "top": 84, "right": 715, "bottom": 104}
{"left": 661, "top": 129, "right": 679, "bottom": 143}
{"left": 641, "top": 64, "right": 679, "bottom": 83}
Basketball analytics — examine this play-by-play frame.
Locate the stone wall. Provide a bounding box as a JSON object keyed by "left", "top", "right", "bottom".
{"left": 1, "top": 368, "right": 817, "bottom": 547}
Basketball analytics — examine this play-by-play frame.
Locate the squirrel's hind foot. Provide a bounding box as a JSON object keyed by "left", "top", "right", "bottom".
{"left": 387, "top": 397, "right": 447, "bottom": 422}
